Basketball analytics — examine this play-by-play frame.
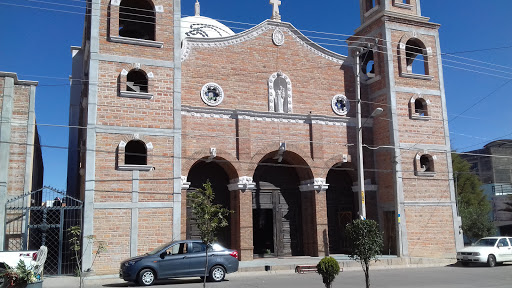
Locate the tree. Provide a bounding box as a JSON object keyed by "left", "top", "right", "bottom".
{"left": 452, "top": 153, "right": 495, "bottom": 242}
{"left": 316, "top": 256, "right": 340, "bottom": 288}
{"left": 346, "top": 219, "right": 383, "bottom": 288}
{"left": 187, "top": 180, "right": 232, "bottom": 287}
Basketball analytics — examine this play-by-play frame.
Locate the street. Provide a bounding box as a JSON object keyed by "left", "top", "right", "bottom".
{"left": 47, "top": 264, "right": 512, "bottom": 288}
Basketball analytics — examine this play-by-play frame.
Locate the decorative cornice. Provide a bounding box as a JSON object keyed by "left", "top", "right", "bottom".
{"left": 228, "top": 176, "right": 256, "bottom": 191}
{"left": 355, "top": 10, "right": 439, "bottom": 35}
{"left": 181, "top": 176, "right": 191, "bottom": 190}
{"left": 299, "top": 178, "right": 329, "bottom": 192}
{"left": 182, "top": 20, "right": 346, "bottom": 64}
{"left": 0, "top": 71, "right": 38, "bottom": 86}
{"left": 181, "top": 105, "right": 354, "bottom": 126}
{"left": 109, "top": 36, "right": 164, "bottom": 48}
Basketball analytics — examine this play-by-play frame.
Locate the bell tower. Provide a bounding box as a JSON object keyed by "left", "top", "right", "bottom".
{"left": 349, "top": 0, "right": 463, "bottom": 257}
{"left": 70, "top": 0, "right": 183, "bottom": 273}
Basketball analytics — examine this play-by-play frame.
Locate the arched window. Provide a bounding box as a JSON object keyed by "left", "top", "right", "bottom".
{"left": 125, "top": 140, "right": 147, "bottom": 165}
{"left": 414, "top": 98, "right": 427, "bottom": 116}
{"left": 126, "top": 70, "right": 148, "bottom": 93}
{"left": 409, "top": 96, "right": 431, "bottom": 120}
{"left": 420, "top": 155, "right": 432, "bottom": 172}
{"left": 119, "top": 0, "right": 155, "bottom": 41}
{"left": 360, "top": 50, "right": 376, "bottom": 80}
{"left": 399, "top": 35, "right": 433, "bottom": 80}
{"left": 405, "top": 39, "right": 427, "bottom": 75}
{"left": 415, "top": 153, "right": 436, "bottom": 177}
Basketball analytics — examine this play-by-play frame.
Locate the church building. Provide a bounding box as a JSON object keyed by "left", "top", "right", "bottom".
{"left": 67, "top": 0, "right": 463, "bottom": 274}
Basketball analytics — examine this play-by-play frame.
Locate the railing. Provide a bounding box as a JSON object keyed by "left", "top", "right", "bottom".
{"left": 492, "top": 184, "right": 512, "bottom": 196}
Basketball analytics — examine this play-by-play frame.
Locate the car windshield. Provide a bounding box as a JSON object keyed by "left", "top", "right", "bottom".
{"left": 147, "top": 242, "right": 172, "bottom": 255}
{"left": 473, "top": 238, "right": 497, "bottom": 247}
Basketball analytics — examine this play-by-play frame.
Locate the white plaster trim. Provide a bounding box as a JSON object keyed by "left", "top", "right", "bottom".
{"left": 331, "top": 94, "right": 350, "bottom": 116}
{"left": 228, "top": 176, "right": 255, "bottom": 191}
{"left": 181, "top": 106, "right": 353, "bottom": 126}
{"left": 155, "top": 5, "right": 164, "bottom": 13}
{"left": 410, "top": 115, "right": 431, "bottom": 121}
{"left": 272, "top": 29, "right": 285, "bottom": 46}
{"left": 119, "top": 91, "right": 154, "bottom": 99}
{"left": 117, "top": 165, "right": 154, "bottom": 171}
{"left": 110, "top": 0, "right": 120, "bottom": 6}
{"left": 268, "top": 72, "right": 292, "bottom": 113}
{"left": 400, "top": 72, "right": 434, "bottom": 80}
{"left": 299, "top": 178, "right": 329, "bottom": 192}
{"left": 109, "top": 36, "right": 164, "bottom": 48}
{"left": 201, "top": 83, "right": 224, "bottom": 106}
{"left": 181, "top": 176, "right": 191, "bottom": 190}
{"left": 182, "top": 21, "right": 346, "bottom": 64}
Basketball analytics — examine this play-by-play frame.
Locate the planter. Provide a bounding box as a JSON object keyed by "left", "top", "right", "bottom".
{"left": 6, "top": 281, "right": 43, "bottom": 288}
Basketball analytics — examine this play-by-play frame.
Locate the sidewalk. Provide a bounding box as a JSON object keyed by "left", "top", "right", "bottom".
{"left": 42, "top": 256, "right": 456, "bottom": 288}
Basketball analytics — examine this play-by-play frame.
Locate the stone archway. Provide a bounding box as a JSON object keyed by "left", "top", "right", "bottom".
{"left": 186, "top": 159, "right": 234, "bottom": 247}
{"left": 326, "top": 163, "right": 356, "bottom": 254}
{"left": 252, "top": 151, "right": 315, "bottom": 257}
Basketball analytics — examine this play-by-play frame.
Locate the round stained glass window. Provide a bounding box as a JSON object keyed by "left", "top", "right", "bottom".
{"left": 201, "top": 83, "right": 224, "bottom": 106}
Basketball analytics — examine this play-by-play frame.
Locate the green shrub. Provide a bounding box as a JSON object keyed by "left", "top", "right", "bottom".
{"left": 316, "top": 256, "right": 340, "bottom": 288}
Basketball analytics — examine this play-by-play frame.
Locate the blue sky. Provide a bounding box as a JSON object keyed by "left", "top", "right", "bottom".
{"left": 0, "top": 0, "right": 511, "bottom": 191}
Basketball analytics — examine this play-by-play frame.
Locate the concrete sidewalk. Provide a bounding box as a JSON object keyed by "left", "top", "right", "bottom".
{"left": 42, "top": 256, "right": 456, "bottom": 288}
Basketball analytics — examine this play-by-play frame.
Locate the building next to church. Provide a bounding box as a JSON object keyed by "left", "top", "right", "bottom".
{"left": 67, "top": 0, "right": 463, "bottom": 274}
{"left": 462, "top": 140, "right": 512, "bottom": 236}
{"left": 0, "top": 72, "right": 44, "bottom": 250}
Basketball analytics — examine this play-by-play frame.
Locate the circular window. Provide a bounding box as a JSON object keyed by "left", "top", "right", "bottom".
{"left": 331, "top": 94, "right": 350, "bottom": 116}
{"left": 201, "top": 83, "right": 224, "bottom": 106}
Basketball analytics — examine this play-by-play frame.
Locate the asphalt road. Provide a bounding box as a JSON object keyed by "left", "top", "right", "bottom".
{"left": 67, "top": 263, "right": 512, "bottom": 288}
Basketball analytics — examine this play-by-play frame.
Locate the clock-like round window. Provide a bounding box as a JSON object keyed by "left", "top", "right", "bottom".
{"left": 201, "top": 83, "right": 224, "bottom": 106}
{"left": 331, "top": 94, "right": 350, "bottom": 116}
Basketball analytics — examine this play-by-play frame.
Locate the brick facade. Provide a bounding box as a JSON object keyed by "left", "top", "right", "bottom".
{"left": 0, "top": 72, "right": 44, "bottom": 250}
{"left": 69, "top": 0, "right": 462, "bottom": 275}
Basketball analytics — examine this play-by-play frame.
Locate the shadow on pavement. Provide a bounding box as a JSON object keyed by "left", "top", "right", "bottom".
{"left": 103, "top": 278, "right": 231, "bottom": 287}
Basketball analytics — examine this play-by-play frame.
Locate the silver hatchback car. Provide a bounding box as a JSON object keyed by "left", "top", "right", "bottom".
{"left": 120, "top": 240, "right": 239, "bottom": 286}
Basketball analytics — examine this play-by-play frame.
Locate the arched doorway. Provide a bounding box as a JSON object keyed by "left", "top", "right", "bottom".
{"left": 186, "top": 160, "right": 231, "bottom": 247}
{"left": 252, "top": 153, "right": 311, "bottom": 257}
{"left": 326, "top": 164, "right": 356, "bottom": 254}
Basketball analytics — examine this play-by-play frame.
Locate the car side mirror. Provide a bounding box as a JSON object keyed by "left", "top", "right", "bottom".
{"left": 160, "top": 252, "right": 166, "bottom": 259}
{"left": 498, "top": 243, "right": 504, "bottom": 248}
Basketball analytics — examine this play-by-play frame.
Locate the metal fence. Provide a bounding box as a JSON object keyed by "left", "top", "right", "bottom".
{"left": 5, "top": 187, "right": 83, "bottom": 275}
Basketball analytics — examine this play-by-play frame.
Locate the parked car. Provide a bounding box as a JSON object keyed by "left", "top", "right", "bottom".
{"left": 456, "top": 236, "right": 512, "bottom": 267}
{"left": 120, "top": 240, "right": 239, "bottom": 286}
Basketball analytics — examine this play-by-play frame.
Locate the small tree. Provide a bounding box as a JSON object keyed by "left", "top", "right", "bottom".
{"left": 188, "top": 180, "right": 232, "bottom": 288}
{"left": 346, "top": 219, "right": 383, "bottom": 288}
{"left": 452, "top": 153, "right": 495, "bottom": 242}
{"left": 316, "top": 257, "right": 340, "bottom": 288}
{"left": 68, "top": 226, "right": 107, "bottom": 288}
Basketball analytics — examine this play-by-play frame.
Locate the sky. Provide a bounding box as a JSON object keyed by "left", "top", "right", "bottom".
{"left": 0, "top": 0, "right": 511, "bottom": 191}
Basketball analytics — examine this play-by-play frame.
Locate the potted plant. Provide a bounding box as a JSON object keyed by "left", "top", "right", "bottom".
{"left": 0, "top": 260, "right": 42, "bottom": 288}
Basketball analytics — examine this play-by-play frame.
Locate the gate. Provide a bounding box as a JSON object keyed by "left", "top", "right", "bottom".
{"left": 4, "top": 187, "right": 83, "bottom": 275}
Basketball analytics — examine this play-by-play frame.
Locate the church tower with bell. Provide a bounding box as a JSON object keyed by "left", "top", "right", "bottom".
{"left": 67, "top": 0, "right": 462, "bottom": 276}
{"left": 348, "top": 0, "right": 463, "bottom": 257}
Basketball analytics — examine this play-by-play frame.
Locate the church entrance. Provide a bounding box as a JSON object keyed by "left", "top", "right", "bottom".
{"left": 186, "top": 160, "right": 231, "bottom": 248}
{"left": 326, "top": 165, "right": 356, "bottom": 254}
{"left": 253, "top": 158, "right": 303, "bottom": 257}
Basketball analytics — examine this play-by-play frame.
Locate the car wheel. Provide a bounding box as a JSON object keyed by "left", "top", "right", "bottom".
{"left": 208, "top": 265, "right": 226, "bottom": 282}
{"left": 487, "top": 255, "right": 496, "bottom": 267}
{"left": 138, "top": 269, "right": 156, "bottom": 286}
